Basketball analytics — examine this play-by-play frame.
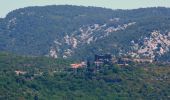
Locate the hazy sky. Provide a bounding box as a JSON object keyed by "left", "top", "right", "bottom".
{"left": 1, "top": 0, "right": 170, "bottom": 18}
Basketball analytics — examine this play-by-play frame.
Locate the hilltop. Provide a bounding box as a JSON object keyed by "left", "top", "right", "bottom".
{"left": 0, "top": 6, "right": 170, "bottom": 61}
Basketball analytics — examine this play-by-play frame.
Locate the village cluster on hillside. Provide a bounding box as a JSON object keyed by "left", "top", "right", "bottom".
{"left": 70, "top": 53, "right": 154, "bottom": 69}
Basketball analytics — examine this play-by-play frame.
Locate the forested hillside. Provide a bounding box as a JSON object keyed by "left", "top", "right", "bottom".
{"left": 0, "top": 5, "right": 170, "bottom": 100}
{"left": 1, "top": 6, "right": 170, "bottom": 60}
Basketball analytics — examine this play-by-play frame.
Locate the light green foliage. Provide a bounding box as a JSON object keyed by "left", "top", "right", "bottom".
{"left": 0, "top": 52, "right": 169, "bottom": 99}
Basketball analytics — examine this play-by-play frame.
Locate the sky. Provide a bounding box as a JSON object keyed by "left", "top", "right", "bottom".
{"left": 1, "top": 0, "right": 170, "bottom": 18}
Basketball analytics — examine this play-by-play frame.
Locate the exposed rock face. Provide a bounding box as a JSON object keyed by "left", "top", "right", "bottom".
{"left": 2, "top": 6, "right": 170, "bottom": 61}
{"left": 49, "top": 48, "right": 58, "bottom": 58}
{"left": 50, "top": 18, "right": 136, "bottom": 58}
{"left": 129, "top": 31, "right": 170, "bottom": 60}
{"left": 63, "top": 49, "right": 73, "bottom": 59}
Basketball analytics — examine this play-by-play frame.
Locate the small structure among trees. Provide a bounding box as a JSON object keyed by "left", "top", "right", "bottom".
{"left": 70, "top": 62, "right": 86, "bottom": 69}
{"left": 94, "top": 54, "right": 112, "bottom": 67}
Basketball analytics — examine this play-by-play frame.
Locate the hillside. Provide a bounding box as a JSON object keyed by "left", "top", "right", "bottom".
{"left": 1, "top": 5, "right": 170, "bottom": 61}
{"left": 0, "top": 52, "right": 169, "bottom": 99}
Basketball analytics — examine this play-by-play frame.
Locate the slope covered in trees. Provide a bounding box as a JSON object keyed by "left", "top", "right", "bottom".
{"left": 1, "top": 6, "right": 170, "bottom": 60}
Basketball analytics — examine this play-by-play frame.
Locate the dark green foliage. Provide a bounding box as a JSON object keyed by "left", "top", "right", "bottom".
{"left": 1, "top": 5, "right": 170, "bottom": 60}
{"left": 0, "top": 52, "right": 169, "bottom": 99}
{"left": 0, "top": 5, "right": 115, "bottom": 56}
{"left": 0, "top": 5, "right": 170, "bottom": 100}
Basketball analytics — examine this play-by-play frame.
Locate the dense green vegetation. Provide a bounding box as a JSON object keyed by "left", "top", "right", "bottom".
{"left": 0, "top": 5, "right": 116, "bottom": 56}
{"left": 0, "top": 52, "right": 169, "bottom": 100}
{"left": 1, "top": 5, "right": 170, "bottom": 60}
{"left": 0, "top": 6, "right": 170, "bottom": 99}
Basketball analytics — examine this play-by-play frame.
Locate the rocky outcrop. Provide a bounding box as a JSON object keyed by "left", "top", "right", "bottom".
{"left": 129, "top": 31, "right": 170, "bottom": 60}
{"left": 50, "top": 18, "right": 136, "bottom": 58}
